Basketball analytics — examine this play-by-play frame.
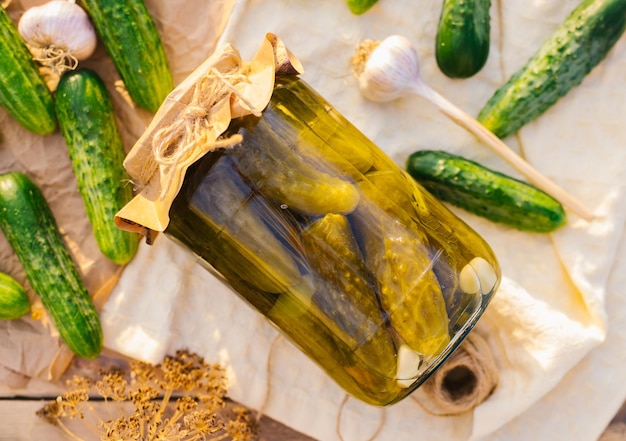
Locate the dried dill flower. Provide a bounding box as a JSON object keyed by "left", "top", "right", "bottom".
{"left": 37, "top": 349, "right": 256, "bottom": 441}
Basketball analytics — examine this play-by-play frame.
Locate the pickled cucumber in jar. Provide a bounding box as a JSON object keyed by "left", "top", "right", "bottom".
{"left": 349, "top": 191, "right": 451, "bottom": 356}
{"left": 227, "top": 112, "right": 360, "bottom": 216}
{"left": 167, "top": 152, "right": 309, "bottom": 314}
{"left": 165, "top": 75, "right": 500, "bottom": 406}
{"left": 301, "top": 213, "right": 397, "bottom": 372}
{"left": 362, "top": 169, "right": 492, "bottom": 332}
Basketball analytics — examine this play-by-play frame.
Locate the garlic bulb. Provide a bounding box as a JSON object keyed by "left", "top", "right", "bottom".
{"left": 351, "top": 34, "right": 594, "bottom": 221}
{"left": 18, "top": 0, "right": 97, "bottom": 72}
{"left": 352, "top": 35, "right": 422, "bottom": 102}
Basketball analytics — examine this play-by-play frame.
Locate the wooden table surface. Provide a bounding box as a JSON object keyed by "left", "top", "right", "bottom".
{"left": 1, "top": 395, "right": 624, "bottom": 440}
{"left": 1, "top": 351, "right": 625, "bottom": 441}
{"left": 600, "top": 401, "right": 626, "bottom": 441}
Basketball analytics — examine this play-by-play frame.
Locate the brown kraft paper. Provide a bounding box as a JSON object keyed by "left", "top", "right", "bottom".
{"left": 114, "top": 33, "right": 303, "bottom": 243}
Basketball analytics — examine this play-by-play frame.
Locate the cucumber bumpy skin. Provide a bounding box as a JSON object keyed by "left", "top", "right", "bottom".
{"left": 0, "top": 172, "right": 103, "bottom": 359}
{"left": 0, "top": 272, "right": 30, "bottom": 320}
{"left": 435, "top": 0, "right": 491, "bottom": 78}
{"left": 55, "top": 69, "right": 139, "bottom": 265}
{"left": 406, "top": 150, "right": 567, "bottom": 233}
{"left": 80, "top": 0, "right": 173, "bottom": 112}
{"left": 301, "top": 213, "right": 398, "bottom": 376}
{"left": 351, "top": 196, "right": 451, "bottom": 356}
{"left": 0, "top": 7, "right": 56, "bottom": 135}
{"left": 477, "top": 0, "right": 626, "bottom": 139}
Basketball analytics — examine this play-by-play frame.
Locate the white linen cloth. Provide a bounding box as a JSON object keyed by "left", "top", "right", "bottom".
{"left": 101, "top": 0, "right": 626, "bottom": 440}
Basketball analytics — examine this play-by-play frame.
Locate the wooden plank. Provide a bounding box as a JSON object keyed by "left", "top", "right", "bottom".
{"left": 0, "top": 400, "right": 66, "bottom": 441}
{"left": 3, "top": 395, "right": 626, "bottom": 440}
{"left": 1, "top": 351, "right": 623, "bottom": 441}
{"left": 599, "top": 399, "right": 626, "bottom": 441}
{"left": 0, "top": 397, "right": 315, "bottom": 440}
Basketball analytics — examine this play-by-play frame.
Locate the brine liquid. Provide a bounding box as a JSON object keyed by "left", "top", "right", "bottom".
{"left": 165, "top": 76, "right": 500, "bottom": 406}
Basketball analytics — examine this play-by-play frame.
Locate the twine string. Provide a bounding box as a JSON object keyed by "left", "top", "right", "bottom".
{"left": 336, "top": 394, "right": 386, "bottom": 441}
{"left": 255, "top": 333, "right": 282, "bottom": 424}
{"left": 146, "top": 66, "right": 255, "bottom": 198}
{"left": 414, "top": 332, "right": 499, "bottom": 416}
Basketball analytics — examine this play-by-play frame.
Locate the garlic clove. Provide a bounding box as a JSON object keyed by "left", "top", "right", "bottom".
{"left": 459, "top": 262, "right": 481, "bottom": 295}
{"left": 470, "top": 257, "right": 498, "bottom": 295}
{"left": 395, "top": 344, "right": 422, "bottom": 388}
{"left": 353, "top": 35, "right": 421, "bottom": 102}
{"left": 18, "top": 0, "right": 97, "bottom": 67}
{"left": 459, "top": 257, "right": 498, "bottom": 295}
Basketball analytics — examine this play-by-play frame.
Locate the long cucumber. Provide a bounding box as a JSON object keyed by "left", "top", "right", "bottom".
{"left": 0, "top": 272, "right": 30, "bottom": 320}
{"left": 80, "top": 0, "right": 173, "bottom": 112}
{"left": 477, "top": 0, "right": 626, "bottom": 138}
{"left": 435, "top": 0, "right": 491, "bottom": 78}
{"left": 346, "top": 0, "right": 378, "bottom": 15}
{"left": 406, "top": 149, "right": 567, "bottom": 233}
{"left": 55, "top": 69, "right": 139, "bottom": 265}
{"left": 0, "top": 7, "right": 56, "bottom": 134}
{"left": 0, "top": 172, "right": 103, "bottom": 359}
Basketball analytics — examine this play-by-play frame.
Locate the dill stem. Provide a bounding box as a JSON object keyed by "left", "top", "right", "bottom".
{"left": 55, "top": 419, "right": 87, "bottom": 441}
{"left": 77, "top": 405, "right": 103, "bottom": 440}
{"left": 159, "top": 407, "right": 184, "bottom": 435}
{"left": 147, "top": 386, "right": 174, "bottom": 439}
{"left": 100, "top": 397, "right": 116, "bottom": 423}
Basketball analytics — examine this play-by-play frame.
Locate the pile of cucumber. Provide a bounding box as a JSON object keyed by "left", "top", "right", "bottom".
{"left": 410, "top": 0, "right": 625, "bottom": 231}
{"left": 0, "top": 1, "right": 172, "bottom": 359}
{"left": 476, "top": 0, "right": 626, "bottom": 139}
{"left": 346, "top": 0, "right": 624, "bottom": 230}
{"left": 435, "top": 0, "right": 626, "bottom": 132}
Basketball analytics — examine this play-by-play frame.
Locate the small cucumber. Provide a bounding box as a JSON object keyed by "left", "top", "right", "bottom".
{"left": 228, "top": 112, "right": 360, "bottom": 216}
{"left": 351, "top": 195, "right": 451, "bottom": 356}
{"left": 80, "top": 0, "right": 173, "bottom": 112}
{"left": 436, "top": 0, "right": 491, "bottom": 78}
{"left": 55, "top": 69, "right": 139, "bottom": 265}
{"left": 0, "top": 171, "right": 103, "bottom": 359}
{"left": 180, "top": 155, "right": 303, "bottom": 294}
{"left": 477, "top": 0, "right": 626, "bottom": 138}
{"left": 346, "top": 0, "right": 378, "bottom": 15}
{"left": 0, "top": 7, "right": 56, "bottom": 134}
{"left": 0, "top": 272, "right": 30, "bottom": 320}
{"left": 406, "top": 150, "right": 567, "bottom": 233}
{"left": 301, "top": 213, "right": 397, "bottom": 376}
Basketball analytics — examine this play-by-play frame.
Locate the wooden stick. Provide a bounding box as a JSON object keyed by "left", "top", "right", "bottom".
{"left": 412, "top": 82, "right": 595, "bottom": 222}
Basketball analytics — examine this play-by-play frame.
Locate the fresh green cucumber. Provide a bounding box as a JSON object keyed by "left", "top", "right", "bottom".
{"left": 435, "top": 0, "right": 491, "bottom": 78}
{"left": 406, "top": 150, "right": 567, "bottom": 233}
{"left": 346, "top": 0, "right": 378, "bottom": 15}
{"left": 0, "top": 171, "right": 103, "bottom": 359}
{"left": 55, "top": 69, "right": 139, "bottom": 265}
{"left": 0, "top": 272, "right": 30, "bottom": 320}
{"left": 80, "top": 0, "right": 173, "bottom": 112}
{"left": 477, "top": 0, "right": 626, "bottom": 139}
{"left": 0, "top": 7, "right": 56, "bottom": 134}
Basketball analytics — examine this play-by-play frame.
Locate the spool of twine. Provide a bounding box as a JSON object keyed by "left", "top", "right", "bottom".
{"left": 414, "top": 331, "right": 499, "bottom": 415}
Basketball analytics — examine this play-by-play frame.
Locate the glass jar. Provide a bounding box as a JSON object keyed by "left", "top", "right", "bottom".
{"left": 165, "top": 76, "right": 500, "bottom": 406}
